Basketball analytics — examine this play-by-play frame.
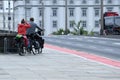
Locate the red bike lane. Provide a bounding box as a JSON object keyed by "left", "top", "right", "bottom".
{"left": 45, "top": 44, "right": 120, "bottom": 68}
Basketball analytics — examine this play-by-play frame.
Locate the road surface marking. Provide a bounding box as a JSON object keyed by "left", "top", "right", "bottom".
{"left": 114, "top": 43, "right": 120, "bottom": 45}
{"left": 45, "top": 44, "right": 120, "bottom": 69}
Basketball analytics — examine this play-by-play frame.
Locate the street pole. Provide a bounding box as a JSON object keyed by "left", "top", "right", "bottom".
{"left": 25, "top": 0, "right": 27, "bottom": 20}
{"left": 42, "top": 0, "right": 44, "bottom": 35}
{"left": 3, "top": 0, "right": 5, "bottom": 30}
{"left": 65, "top": 0, "right": 68, "bottom": 35}
{"left": 100, "top": 0, "right": 104, "bottom": 35}
{"left": 13, "top": 0, "right": 15, "bottom": 31}
{"left": 8, "top": 0, "right": 11, "bottom": 33}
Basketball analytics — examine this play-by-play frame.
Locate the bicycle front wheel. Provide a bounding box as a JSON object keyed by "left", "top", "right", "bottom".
{"left": 31, "top": 41, "right": 40, "bottom": 55}
{"left": 38, "top": 44, "right": 42, "bottom": 54}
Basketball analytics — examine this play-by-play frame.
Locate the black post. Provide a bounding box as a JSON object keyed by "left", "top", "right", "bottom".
{"left": 100, "top": 0, "right": 104, "bottom": 35}
{"left": 65, "top": 0, "right": 68, "bottom": 35}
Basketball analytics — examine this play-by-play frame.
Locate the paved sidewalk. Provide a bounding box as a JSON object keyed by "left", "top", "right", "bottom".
{"left": 0, "top": 48, "right": 120, "bottom": 80}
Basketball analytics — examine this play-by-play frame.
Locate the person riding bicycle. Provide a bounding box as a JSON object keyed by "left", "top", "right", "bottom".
{"left": 27, "top": 17, "right": 43, "bottom": 35}
{"left": 17, "top": 19, "right": 31, "bottom": 47}
{"left": 27, "top": 17, "right": 44, "bottom": 49}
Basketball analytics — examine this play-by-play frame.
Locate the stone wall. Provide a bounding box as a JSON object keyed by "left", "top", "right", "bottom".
{"left": 0, "top": 33, "right": 17, "bottom": 53}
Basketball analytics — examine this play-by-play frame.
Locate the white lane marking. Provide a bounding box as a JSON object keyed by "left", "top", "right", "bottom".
{"left": 87, "top": 40, "right": 94, "bottom": 42}
{"left": 69, "top": 37, "right": 83, "bottom": 40}
{"left": 113, "top": 43, "right": 120, "bottom": 45}
{"left": 89, "top": 46, "right": 97, "bottom": 49}
{"left": 104, "top": 48, "right": 114, "bottom": 52}
{"left": 98, "top": 41, "right": 106, "bottom": 44}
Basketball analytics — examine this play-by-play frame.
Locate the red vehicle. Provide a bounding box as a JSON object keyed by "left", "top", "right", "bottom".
{"left": 104, "top": 12, "right": 120, "bottom": 35}
{"left": 104, "top": 12, "right": 119, "bottom": 17}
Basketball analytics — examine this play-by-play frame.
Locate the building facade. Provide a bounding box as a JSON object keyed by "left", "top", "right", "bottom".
{"left": 0, "top": 0, "right": 13, "bottom": 31}
{"left": 13, "top": 0, "right": 120, "bottom": 35}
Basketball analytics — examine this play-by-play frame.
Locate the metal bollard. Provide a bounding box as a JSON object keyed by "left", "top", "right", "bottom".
{"left": 4, "top": 37, "right": 7, "bottom": 53}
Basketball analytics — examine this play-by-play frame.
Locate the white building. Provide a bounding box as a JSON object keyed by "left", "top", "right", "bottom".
{"left": 13, "top": 0, "right": 120, "bottom": 35}
{"left": 0, "top": 0, "right": 13, "bottom": 31}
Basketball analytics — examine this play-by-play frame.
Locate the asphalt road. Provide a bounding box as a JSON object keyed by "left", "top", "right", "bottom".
{"left": 43, "top": 35, "right": 120, "bottom": 61}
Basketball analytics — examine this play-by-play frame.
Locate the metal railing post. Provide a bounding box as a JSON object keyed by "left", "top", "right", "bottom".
{"left": 4, "top": 37, "right": 7, "bottom": 53}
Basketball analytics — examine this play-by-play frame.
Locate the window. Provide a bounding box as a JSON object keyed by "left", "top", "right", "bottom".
{"left": 25, "top": 0, "right": 30, "bottom": 3}
{"left": 107, "top": 0, "right": 112, "bottom": 4}
{"left": 26, "top": 8, "right": 31, "bottom": 20}
{"left": 0, "top": 6, "right": 3, "bottom": 10}
{"left": 69, "top": 8, "right": 74, "bottom": 17}
{"left": 39, "top": 0, "right": 42, "bottom": 3}
{"left": 95, "top": 20, "right": 99, "bottom": 27}
{"left": 82, "top": 0, "right": 87, "bottom": 4}
{"left": 69, "top": 21, "right": 74, "bottom": 28}
{"left": 39, "top": 8, "right": 42, "bottom": 16}
{"left": 53, "top": 20, "right": 57, "bottom": 28}
{"left": 95, "top": 0, "right": 99, "bottom": 4}
{"left": 52, "top": 8, "right": 57, "bottom": 16}
{"left": 82, "top": 21, "right": 87, "bottom": 27}
{"left": 53, "top": 0, "right": 57, "bottom": 4}
{"left": 81, "top": 8, "right": 87, "bottom": 17}
{"left": 69, "top": 0, "right": 74, "bottom": 4}
{"left": 94, "top": 8, "right": 100, "bottom": 16}
{"left": 39, "top": 20, "right": 42, "bottom": 27}
{"left": 6, "top": 8, "right": 8, "bottom": 10}
{"left": 107, "top": 7, "right": 113, "bottom": 12}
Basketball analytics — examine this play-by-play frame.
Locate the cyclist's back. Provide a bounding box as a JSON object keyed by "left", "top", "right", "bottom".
{"left": 27, "top": 17, "right": 42, "bottom": 35}
{"left": 27, "top": 21, "right": 37, "bottom": 34}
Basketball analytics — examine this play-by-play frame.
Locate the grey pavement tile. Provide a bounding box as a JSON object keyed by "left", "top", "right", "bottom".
{"left": 0, "top": 68, "right": 11, "bottom": 79}
{"left": 0, "top": 79, "right": 15, "bottom": 80}
{"left": 0, "top": 48, "right": 120, "bottom": 80}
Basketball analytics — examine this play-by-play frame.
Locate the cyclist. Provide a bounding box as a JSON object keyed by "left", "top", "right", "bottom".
{"left": 17, "top": 19, "right": 31, "bottom": 47}
{"left": 27, "top": 17, "right": 43, "bottom": 35}
{"left": 27, "top": 17, "right": 43, "bottom": 49}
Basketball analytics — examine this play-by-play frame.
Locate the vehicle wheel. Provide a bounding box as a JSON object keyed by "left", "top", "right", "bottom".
{"left": 38, "top": 44, "right": 42, "bottom": 54}
{"left": 18, "top": 41, "right": 26, "bottom": 56}
{"left": 18, "top": 47, "right": 26, "bottom": 56}
{"left": 31, "top": 41, "right": 40, "bottom": 55}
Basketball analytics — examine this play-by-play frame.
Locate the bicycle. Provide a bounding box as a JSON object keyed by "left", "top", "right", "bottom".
{"left": 14, "top": 34, "right": 27, "bottom": 56}
{"left": 27, "top": 31, "right": 43, "bottom": 55}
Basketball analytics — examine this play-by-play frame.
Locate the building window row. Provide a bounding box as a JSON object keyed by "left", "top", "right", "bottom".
{"left": 50, "top": 20, "right": 88, "bottom": 28}
{"left": 23, "top": 0, "right": 113, "bottom": 5}
{"left": 34, "top": 7, "right": 100, "bottom": 18}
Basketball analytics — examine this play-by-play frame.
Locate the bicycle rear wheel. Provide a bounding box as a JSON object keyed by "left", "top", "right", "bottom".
{"left": 18, "top": 44, "right": 26, "bottom": 56}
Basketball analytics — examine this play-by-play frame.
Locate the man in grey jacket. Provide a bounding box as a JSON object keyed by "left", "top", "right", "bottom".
{"left": 27, "top": 17, "right": 43, "bottom": 35}
{"left": 27, "top": 17, "right": 44, "bottom": 49}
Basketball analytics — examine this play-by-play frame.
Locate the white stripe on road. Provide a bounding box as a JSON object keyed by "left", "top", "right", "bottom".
{"left": 113, "top": 43, "right": 120, "bottom": 45}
